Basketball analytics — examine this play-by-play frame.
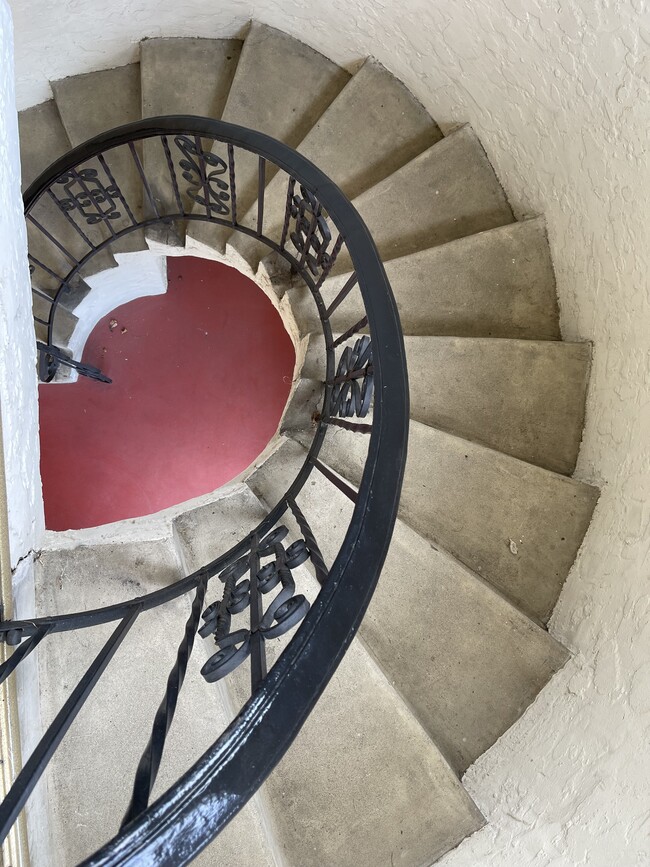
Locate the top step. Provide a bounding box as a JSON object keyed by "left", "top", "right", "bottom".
{"left": 187, "top": 22, "right": 350, "bottom": 255}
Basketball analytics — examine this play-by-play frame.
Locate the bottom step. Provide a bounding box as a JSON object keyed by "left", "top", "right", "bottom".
{"left": 175, "top": 487, "right": 484, "bottom": 867}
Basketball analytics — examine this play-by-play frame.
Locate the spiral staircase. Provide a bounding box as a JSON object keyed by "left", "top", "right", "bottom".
{"left": 1, "top": 21, "right": 599, "bottom": 867}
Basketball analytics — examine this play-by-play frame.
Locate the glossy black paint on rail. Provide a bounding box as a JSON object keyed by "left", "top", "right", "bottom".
{"left": 2, "top": 117, "right": 408, "bottom": 864}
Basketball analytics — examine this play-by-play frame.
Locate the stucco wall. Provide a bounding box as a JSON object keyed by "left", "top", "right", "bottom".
{"left": 1, "top": 0, "right": 43, "bottom": 567}
{"left": 6, "top": 0, "right": 650, "bottom": 863}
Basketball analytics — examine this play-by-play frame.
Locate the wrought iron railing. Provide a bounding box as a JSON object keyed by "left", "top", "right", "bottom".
{"left": 1, "top": 118, "right": 408, "bottom": 864}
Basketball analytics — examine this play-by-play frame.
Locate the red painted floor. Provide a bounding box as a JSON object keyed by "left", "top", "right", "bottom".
{"left": 39, "top": 257, "right": 295, "bottom": 531}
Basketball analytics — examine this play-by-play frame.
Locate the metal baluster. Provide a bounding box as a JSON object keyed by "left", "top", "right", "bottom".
{"left": 126, "top": 144, "right": 160, "bottom": 221}
{"left": 297, "top": 205, "right": 320, "bottom": 273}
{"left": 325, "top": 417, "right": 373, "bottom": 434}
{"left": 194, "top": 135, "right": 213, "bottom": 221}
{"left": 324, "top": 273, "right": 359, "bottom": 319}
{"left": 121, "top": 576, "right": 208, "bottom": 828}
{"left": 60, "top": 166, "right": 119, "bottom": 238}
{"left": 46, "top": 189, "right": 97, "bottom": 250}
{"left": 0, "top": 626, "right": 53, "bottom": 687}
{"left": 26, "top": 215, "right": 81, "bottom": 268}
{"left": 312, "top": 459, "right": 358, "bottom": 503}
{"left": 0, "top": 610, "right": 139, "bottom": 846}
{"left": 227, "top": 144, "right": 237, "bottom": 227}
{"left": 313, "top": 234, "right": 344, "bottom": 293}
{"left": 161, "top": 135, "right": 184, "bottom": 216}
{"left": 329, "top": 316, "right": 369, "bottom": 350}
{"left": 279, "top": 177, "right": 296, "bottom": 251}
{"left": 248, "top": 534, "right": 267, "bottom": 692}
{"left": 98, "top": 152, "right": 138, "bottom": 227}
{"left": 256, "top": 157, "right": 266, "bottom": 237}
{"left": 288, "top": 499, "right": 329, "bottom": 586}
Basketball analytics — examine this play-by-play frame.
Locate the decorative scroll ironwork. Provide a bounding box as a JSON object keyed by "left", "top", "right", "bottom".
{"left": 16, "top": 117, "right": 408, "bottom": 864}
{"left": 175, "top": 135, "right": 230, "bottom": 215}
{"left": 55, "top": 168, "right": 123, "bottom": 226}
{"left": 289, "top": 185, "right": 333, "bottom": 277}
{"left": 199, "top": 527, "right": 311, "bottom": 684}
{"left": 329, "top": 335, "right": 374, "bottom": 418}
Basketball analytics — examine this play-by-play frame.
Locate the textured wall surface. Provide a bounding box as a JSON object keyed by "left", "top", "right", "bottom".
{"left": 0, "top": 0, "right": 43, "bottom": 567}
{"left": 6, "top": 0, "right": 650, "bottom": 863}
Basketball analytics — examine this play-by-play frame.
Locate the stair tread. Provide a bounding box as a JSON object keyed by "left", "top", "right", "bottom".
{"left": 247, "top": 436, "right": 570, "bottom": 773}
{"left": 302, "top": 332, "right": 590, "bottom": 474}
{"left": 228, "top": 55, "right": 442, "bottom": 266}
{"left": 34, "top": 538, "right": 274, "bottom": 867}
{"left": 332, "top": 124, "right": 514, "bottom": 273}
{"left": 51, "top": 64, "right": 147, "bottom": 255}
{"left": 175, "top": 485, "right": 483, "bottom": 867}
{"left": 292, "top": 419, "right": 597, "bottom": 623}
{"left": 288, "top": 218, "right": 561, "bottom": 340}
{"left": 140, "top": 37, "right": 243, "bottom": 246}
{"left": 19, "top": 101, "right": 116, "bottom": 297}
{"left": 187, "top": 21, "right": 349, "bottom": 255}
{"left": 140, "top": 37, "right": 243, "bottom": 121}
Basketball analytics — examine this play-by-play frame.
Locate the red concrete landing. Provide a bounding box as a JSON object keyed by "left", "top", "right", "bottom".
{"left": 39, "top": 257, "right": 295, "bottom": 531}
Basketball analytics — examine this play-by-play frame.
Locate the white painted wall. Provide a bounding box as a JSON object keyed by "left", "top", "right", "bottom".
{"left": 6, "top": 0, "right": 650, "bottom": 863}
{"left": 0, "top": 0, "right": 43, "bottom": 566}
{"left": 0, "top": 2, "right": 49, "bottom": 862}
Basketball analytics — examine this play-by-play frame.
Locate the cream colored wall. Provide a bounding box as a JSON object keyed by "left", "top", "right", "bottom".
{"left": 7, "top": 0, "right": 650, "bottom": 862}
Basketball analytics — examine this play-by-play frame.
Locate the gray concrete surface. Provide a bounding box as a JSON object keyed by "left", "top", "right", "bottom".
{"left": 333, "top": 124, "right": 515, "bottom": 274}
{"left": 187, "top": 22, "right": 350, "bottom": 255}
{"left": 228, "top": 55, "right": 442, "bottom": 268}
{"left": 287, "top": 218, "right": 561, "bottom": 340}
{"left": 140, "top": 37, "right": 243, "bottom": 244}
{"left": 292, "top": 420, "right": 598, "bottom": 623}
{"left": 248, "top": 436, "right": 571, "bottom": 774}
{"left": 51, "top": 64, "right": 148, "bottom": 254}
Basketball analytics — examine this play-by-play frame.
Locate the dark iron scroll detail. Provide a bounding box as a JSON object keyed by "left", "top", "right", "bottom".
{"left": 329, "top": 335, "right": 374, "bottom": 418}
{"left": 175, "top": 135, "right": 230, "bottom": 215}
{"left": 14, "top": 117, "right": 408, "bottom": 865}
{"left": 289, "top": 185, "right": 333, "bottom": 277}
{"left": 55, "top": 168, "right": 123, "bottom": 226}
{"left": 199, "top": 526, "right": 311, "bottom": 684}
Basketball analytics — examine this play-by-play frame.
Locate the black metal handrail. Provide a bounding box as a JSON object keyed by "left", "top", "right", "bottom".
{"left": 2, "top": 117, "right": 408, "bottom": 864}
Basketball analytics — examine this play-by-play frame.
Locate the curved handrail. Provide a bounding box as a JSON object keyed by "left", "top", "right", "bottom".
{"left": 4, "top": 117, "right": 409, "bottom": 864}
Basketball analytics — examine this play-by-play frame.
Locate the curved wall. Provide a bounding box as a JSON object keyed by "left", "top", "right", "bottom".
{"left": 8, "top": 1, "right": 649, "bottom": 862}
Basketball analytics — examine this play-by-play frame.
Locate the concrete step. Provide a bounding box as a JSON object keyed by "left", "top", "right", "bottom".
{"left": 32, "top": 294, "right": 78, "bottom": 348}
{"left": 332, "top": 124, "right": 515, "bottom": 274}
{"left": 51, "top": 64, "right": 148, "bottom": 255}
{"left": 291, "top": 420, "right": 598, "bottom": 624}
{"left": 140, "top": 37, "right": 243, "bottom": 245}
{"left": 287, "top": 218, "right": 561, "bottom": 340}
{"left": 302, "top": 333, "right": 590, "bottom": 474}
{"left": 34, "top": 537, "right": 274, "bottom": 867}
{"left": 227, "top": 56, "right": 442, "bottom": 269}
{"left": 175, "top": 485, "right": 484, "bottom": 867}
{"left": 19, "top": 100, "right": 117, "bottom": 301}
{"left": 186, "top": 21, "right": 350, "bottom": 256}
{"left": 246, "top": 436, "right": 570, "bottom": 774}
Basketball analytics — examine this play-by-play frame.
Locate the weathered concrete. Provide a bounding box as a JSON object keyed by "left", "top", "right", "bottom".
{"left": 228, "top": 56, "right": 442, "bottom": 268}
{"left": 51, "top": 64, "right": 148, "bottom": 254}
{"left": 187, "top": 22, "right": 349, "bottom": 255}
{"left": 287, "top": 218, "right": 561, "bottom": 340}
{"left": 247, "top": 436, "right": 571, "bottom": 774}
{"left": 18, "top": 100, "right": 116, "bottom": 300}
{"left": 295, "top": 421, "right": 598, "bottom": 623}
{"left": 302, "top": 332, "right": 591, "bottom": 473}
{"left": 140, "top": 37, "right": 243, "bottom": 244}
{"left": 402, "top": 336, "right": 590, "bottom": 473}
{"left": 332, "top": 124, "right": 514, "bottom": 274}
{"left": 35, "top": 537, "right": 275, "bottom": 867}
{"left": 175, "top": 485, "right": 484, "bottom": 867}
